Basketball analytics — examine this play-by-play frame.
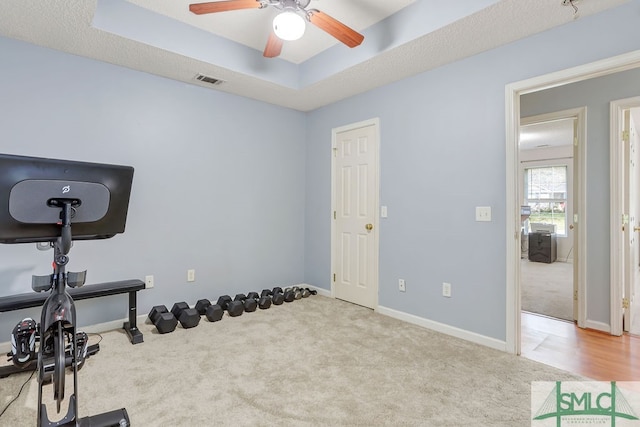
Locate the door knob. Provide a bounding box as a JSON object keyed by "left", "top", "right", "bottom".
{"left": 365, "top": 223, "right": 373, "bottom": 231}
{"left": 635, "top": 226, "right": 640, "bottom": 232}
{"left": 569, "top": 224, "right": 574, "bottom": 230}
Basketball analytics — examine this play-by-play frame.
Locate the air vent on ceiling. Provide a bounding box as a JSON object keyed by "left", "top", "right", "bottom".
{"left": 195, "top": 74, "right": 224, "bottom": 86}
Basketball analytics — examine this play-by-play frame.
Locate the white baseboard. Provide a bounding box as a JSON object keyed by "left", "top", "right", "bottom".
{"left": 297, "top": 284, "right": 331, "bottom": 298}
{"left": 376, "top": 305, "right": 507, "bottom": 352}
{"left": 1, "top": 290, "right": 507, "bottom": 356}
{"left": 296, "top": 284, "right": 505, "bottom": 351}
{"left": 584, "top": 319, "right": 610, "bottom": 334}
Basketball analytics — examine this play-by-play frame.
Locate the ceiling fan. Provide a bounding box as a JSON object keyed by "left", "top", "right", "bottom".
{"left": 189, "top": 0, "right": 365, "bottom": 58}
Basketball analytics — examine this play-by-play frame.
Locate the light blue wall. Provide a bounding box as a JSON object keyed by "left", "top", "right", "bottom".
{"left": 2, "top": 1, "right": 640, "bottom": 343}
{"left": 0, "top": 38, "right": 306, "bottom": 333}
{"left": 304, "top": 0, "right": 640, "bottom": 340}
{"left": 521, "top": 68, "right": 640, "bottom": 325}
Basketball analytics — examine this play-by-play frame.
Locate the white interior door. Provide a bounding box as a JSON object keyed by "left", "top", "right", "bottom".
{"left": 332, "top": 120, "right": 379, "bottom": 309}
{"left": 625, "top": 107, "right": 640, "bottom": 334}
{"left": 612, "top": 97, "right": 640, "bottom": 336}
{"left": 572, "top": 118, "right": 579, "bottom": 322}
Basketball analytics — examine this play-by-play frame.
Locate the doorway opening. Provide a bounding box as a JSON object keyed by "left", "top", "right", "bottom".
{"left": 519, "top": 113, "right": 578, "bottom": 323}
{"left": 505, "top": 50, "right": 640, "bottom": 355}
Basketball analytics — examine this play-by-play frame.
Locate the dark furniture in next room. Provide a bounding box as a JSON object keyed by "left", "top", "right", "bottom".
{"left": 528, "top": 232, "right": 557, "bottom": 263}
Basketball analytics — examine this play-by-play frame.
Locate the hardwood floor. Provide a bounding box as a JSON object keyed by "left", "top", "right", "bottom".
{"left": 521, "top": 311, "right": 640, "bottom": 380}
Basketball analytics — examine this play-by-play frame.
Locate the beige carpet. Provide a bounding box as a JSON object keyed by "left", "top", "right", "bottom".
{"left": 521, "top": 259, "right": 573, "bottom": 321}
{"left": 1, "top": 296, "right": 582, "bottom": 426}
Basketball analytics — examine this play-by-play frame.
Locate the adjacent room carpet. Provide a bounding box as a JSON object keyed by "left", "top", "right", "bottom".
{"left": 521, "top": 259, "right": 573, "bottom": 321}
{"left": 0, "top": 295, "right": 582, "bottom": 426}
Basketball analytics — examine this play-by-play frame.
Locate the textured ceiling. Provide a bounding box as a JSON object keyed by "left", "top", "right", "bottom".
{"left": 520, "top": 119, "right": 575, "bottom": 151}
{"left": 128, "top": 0, "right": 417, "bottom": 64}
{"left": 0, "top": 0, "right": 630, "bottom": 111}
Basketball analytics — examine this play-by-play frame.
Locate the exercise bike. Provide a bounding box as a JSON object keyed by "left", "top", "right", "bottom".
{"left": 0, "top": 153, "right": 135, "bottom": 427}
{"left": 34, "top": 200, "right": 130, "bottom": 426}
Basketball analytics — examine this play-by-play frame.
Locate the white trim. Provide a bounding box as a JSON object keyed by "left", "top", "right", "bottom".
{"left": 0, "top": 294, "right": 503, "bottom": 355}
{"left": 330, "top": 118, "right": 381, "bottom": 308}
{"left": 576, "top": 108, "right": 587, "bottom": 329}
{"left": 299, "top": 283, "right": 332, "bottom": 298}
{"left": 584, "top": 319, "right": 611, "bottom": 334}
{"left": 609, "top": 98, "right": 624, "bottom": 335}
{"left": 520, "top": 109, "right": 585, "bottom": 125}
{"left": 506, "top": 49, "right": 640, "bottom": 355}
{"left": 611, "top": 99, "right": 625, "bottom": 336}
{"left": 512, "top": 51, "right": 640, "bottom": 97}
{"left": 376, "top": 305, "right": 507, "bottom": 352}
{"left": 610, "top": 96, "right": 640, "bottom": 336}
{"left": 505, "top": 86, "right": 520, "bottom": 355}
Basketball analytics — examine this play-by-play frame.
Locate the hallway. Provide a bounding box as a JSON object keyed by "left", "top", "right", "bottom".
{"left": 521, "top": 311, "right": 640, "bottom": 380}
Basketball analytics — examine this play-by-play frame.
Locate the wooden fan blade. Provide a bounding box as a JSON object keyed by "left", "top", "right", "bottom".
{"left": 308, "top": 10, "right": 364, "bottom": 48}
{"left": 263, "top": 31, "right": 283, "bottom": 58}
{"left": 189, "top": 0, "right": 261, "bottom": 15}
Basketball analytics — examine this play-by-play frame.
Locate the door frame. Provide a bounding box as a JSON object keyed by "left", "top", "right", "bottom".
{"left": 330, "top": 118, "right": 381, "bottom": 306}
{"left": 610, "top": 96, "right": 640, "bottom": 336}
{"left": 505, "top": 49, "right": 640, "bottom": 355}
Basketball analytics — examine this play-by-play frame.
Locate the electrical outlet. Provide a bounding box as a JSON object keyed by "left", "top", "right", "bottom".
{"left": 145, "top": 275, "right": 154, "bottom": 289}
{"left": 187, "top": 269, "right": 195, "bottom": 282}
{"left": 442, "top": 282, "right": 451, "bottom": 297}
{"left": 398, "top": 279, "right": 406, "bottom": 292}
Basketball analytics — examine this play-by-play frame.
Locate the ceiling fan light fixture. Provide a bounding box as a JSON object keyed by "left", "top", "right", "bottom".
{"left": 273, "top": 10, "right": 306, "bottom": 41}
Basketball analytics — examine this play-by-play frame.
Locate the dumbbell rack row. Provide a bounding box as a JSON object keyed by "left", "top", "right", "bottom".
{"left": 148, "top": 286, "right": 316, "bottom": 334}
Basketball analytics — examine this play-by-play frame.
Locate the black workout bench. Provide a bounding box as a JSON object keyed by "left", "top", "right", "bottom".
{"left": 0, "top": 279, "right": 145, "bottom": 345}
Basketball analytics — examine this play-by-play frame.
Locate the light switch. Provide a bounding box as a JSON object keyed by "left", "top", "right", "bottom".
{"left": 476, "top": 206, "right": 492, "bottom": 222}
{"left": 381, "top": 206, "right": 388, "bottom": 218}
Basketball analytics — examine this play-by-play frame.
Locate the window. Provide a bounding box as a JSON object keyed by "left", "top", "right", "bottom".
{"left": 524, "top": 165, "right": 567, "bottom": 236}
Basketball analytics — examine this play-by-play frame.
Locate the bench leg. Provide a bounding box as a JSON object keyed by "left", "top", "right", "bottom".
{"left": 123, "top": 291, "right": 143, "bottom": 344}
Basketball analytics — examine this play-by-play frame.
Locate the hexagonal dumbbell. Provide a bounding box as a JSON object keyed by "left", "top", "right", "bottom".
{"left": 234, "top": 293, "right": 257, "bottom": 313}
{"left": 283, "top": 288, "right": 295, "bottom": 303}
{"left": 148, "top": 305, "right": 178, "bottom": 334}
{"left": 244, "top": 292, "right": 267, "bottom": 310}
{"left": 171, "top": 302, "right": 200, "bottom": 329}
{"left": 195, "top": 299, "right": 211, "bottom": 315}
{"left": 266, "top": 287, "right": 285, "bottom": 305}
{"left": 251, "top": 291, "right": 271, "bottom": 310}
{"left": 205, "top": 304, "right": 223, "bottom": 322}
{"left": 217, "top": 295, "right": 243, "bottom": 317}
{"left": 194, "top": 298, "right": 223, "bottom": 322}
{"left": 216, "top": 295, "right": 232, "bottom": 310}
